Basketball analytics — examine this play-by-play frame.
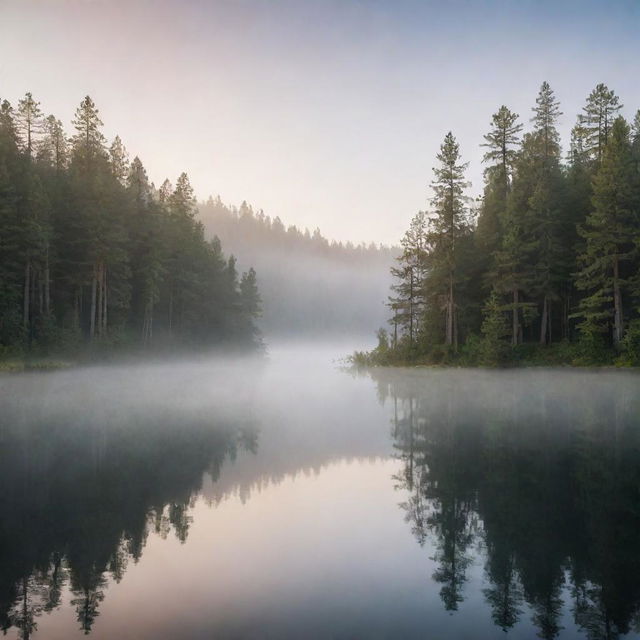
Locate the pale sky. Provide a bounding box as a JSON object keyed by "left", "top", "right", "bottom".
{"left": 1, "top": 0, "right": 639, "bottom": 244}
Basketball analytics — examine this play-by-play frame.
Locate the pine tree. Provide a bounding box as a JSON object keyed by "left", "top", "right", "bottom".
{"left": 109, "top": 136, "right": 129, "bottom": 185}
{"left": 15, "top": 92, "right": 43, "bottom": 159}
{"left": 38, "top": 115, "right": 67, "bottom": 172}
{"left": 578, "top": 84, "right": 622, "bottom": 165}
{"left": 71, "top": 96, "right": 106, "bottom": 167}
{"left": 479, "top": 106, "right": 523, "bottom": 343}
{"left": 389, "top": 211, "right": 428, "bottom": 347}
{"left": 239, "top": 267, "right": 261, "bottom": 343}
{"left": 126, "top": 157, "right": 163, "bottom": 344}
{"left": 427, "top": 132, "right": 471, "bottom": 349}
{"left": 574, "top": 117, "right": 639, "bottom": 346}
{"left": 481, "top": 106, "right": 522, "bottom": 201}
{"left": 529, "top": 82, "right": 565, "bottom": 344}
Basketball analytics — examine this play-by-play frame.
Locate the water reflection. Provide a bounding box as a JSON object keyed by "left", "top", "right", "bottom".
{"left": 374, "top": 368, "right": 640, "bottom": 640}
{"left": 1, "top": 357, "right": 640, "bottom": 639}
{"left": 0, "top": 392, "right": 258, "bottom": 638}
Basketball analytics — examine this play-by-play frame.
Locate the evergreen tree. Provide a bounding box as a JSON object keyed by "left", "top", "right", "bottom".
{"left": 109, "top": 136, "right": 129, "bottom": 185}
{"left": 239, "top": 267, "right": 261, "bottom": 343}
{"left": 479, "top": 106, "right": 523, "bottom": 344}
{"left": 577, "top": 84, "right": 622, "bottom": 165}
{"left": 38, "top": 115, "right": 67, "bottom": 172}
{"left": 426, "top": 132, "right": 471, "bottom": 349}
{"left": 15, "top": 92, "right": 43, "bottom": 159}
{"left": 389, "top": 211, "right": 428, "bottom": 348}
{"left": 574, "top": 117, "right": 639, "bottom": 346}
{"left": 529, "top": 82, "right": 565, "bottom": 344}
{"left": 0, "top": 92, "right": 260, "bottom": 355}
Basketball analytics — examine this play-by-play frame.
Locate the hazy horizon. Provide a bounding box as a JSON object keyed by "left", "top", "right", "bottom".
{"left": 2, "top": 0, "right": 639, "bottom": 245}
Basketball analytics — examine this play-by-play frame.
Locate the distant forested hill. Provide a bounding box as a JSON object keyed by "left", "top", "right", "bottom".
{"left": 199, "top": 198, "right": 397, "bottom": 338}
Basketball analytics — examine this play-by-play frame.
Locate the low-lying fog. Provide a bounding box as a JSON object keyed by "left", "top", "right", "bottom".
{"left": 2, "top": 343, "right": 640, "bottom": 639}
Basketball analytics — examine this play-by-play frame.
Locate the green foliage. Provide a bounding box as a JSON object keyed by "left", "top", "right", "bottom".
{"left": 363, "top": 81, "right": 640, "bottom": 368}
{"left": 618, "top": 319, "right": 640, "bottom": 366}
{"left": 0, "top": 92, "right": 261, "bottom": 360}
{"left": 480, "top": 290, "right": 510, "bottom": 366}
{"left": 573, "top": 117, "right": 639, "bottom": 345}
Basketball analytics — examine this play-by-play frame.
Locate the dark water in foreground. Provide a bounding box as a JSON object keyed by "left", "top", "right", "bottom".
{"left": 1, "top": 345, "right": 640, "bottom": 639}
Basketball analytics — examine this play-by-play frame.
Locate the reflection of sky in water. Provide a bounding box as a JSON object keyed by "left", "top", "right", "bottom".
{"left": 2, "top": 344, "right": 640, "bottom": 638}
{"left": 31, "top": 459, "right": 548, "bottom": 640}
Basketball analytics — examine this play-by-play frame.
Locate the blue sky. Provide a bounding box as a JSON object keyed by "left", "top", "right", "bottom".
{"left": 1, "top": 0, "right": 639, "bottom": 243}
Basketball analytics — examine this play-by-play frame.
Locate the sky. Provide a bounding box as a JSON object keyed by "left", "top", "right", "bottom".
{"left": 1, "top": 0, "right": 639, "bottom": 245}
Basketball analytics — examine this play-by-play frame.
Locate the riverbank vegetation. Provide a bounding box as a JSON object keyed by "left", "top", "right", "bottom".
{"left": 360, "top": 82, "right": 640, "bottom": 367}
{"left": 0, "top": 93, "right": 261, "bottom": 363}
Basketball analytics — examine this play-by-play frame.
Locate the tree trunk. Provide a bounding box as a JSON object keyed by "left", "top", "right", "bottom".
{"left": 102, "top": 263, "right": 107, "bottom": 334}
{"left": 90, "top": 268, "right": 97, "bottom": 339}
{"left": 453, "top": 303, "right": 458, "bottom": 351}
{"left": 512, "top": 288, "right": 519, "bottom": 346}
{"left": 409, "top": 269, "right": 414, "bottom": 346}
{"left": 96, "top": 263, "right": 102, "bottom": 338}
{"left": 38, "top": 270, "right": 44, "bottom": 315}
{"left": 539, "top": 296, "right": 548, "bottom": 345}
{"left": 613, "top": 256, "right": 623, "bottom": 345}
{"left": 445, "top": 274, "right": 454, "bottom": 346}
{"left": 23, "top": 260, "right": 31, "bottom": 328}
{"left": 44, "top": 249, "right": 50, "bottom": 315}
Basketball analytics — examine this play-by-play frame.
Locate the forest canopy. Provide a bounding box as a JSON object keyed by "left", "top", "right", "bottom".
{"left": 0, "top": 93, "right": 261, "bottom": 359}
{"left": 361, "top": 82, "right": 640, "bottom": 367}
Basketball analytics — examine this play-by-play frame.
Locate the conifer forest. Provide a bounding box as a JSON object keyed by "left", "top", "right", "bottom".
{"left": 361, "top": 82, "right": 640, "bottom": 367}
{"left": 0, "top": 94, "right": 261, "bottom": 361}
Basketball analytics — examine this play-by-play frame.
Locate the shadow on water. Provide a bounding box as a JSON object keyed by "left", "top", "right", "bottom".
{"left": 372, "top": 367, "right": 640, "bottom": 640}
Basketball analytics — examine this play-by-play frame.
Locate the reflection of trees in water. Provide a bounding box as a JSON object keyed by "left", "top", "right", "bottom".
{"left": 0, "top": 411, "right": 258, "bottom": 638}
{"left": 377, "top": 369, "right": 640, "bottom": 640}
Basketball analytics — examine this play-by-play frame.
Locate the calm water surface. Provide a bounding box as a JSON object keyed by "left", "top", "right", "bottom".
{"left": 1, "top": 344, "right": 640, "bottom": 639}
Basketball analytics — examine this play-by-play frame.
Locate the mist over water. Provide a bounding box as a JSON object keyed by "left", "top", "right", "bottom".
{"left": 2, "top": 344, "right": 640, "bottom": 639}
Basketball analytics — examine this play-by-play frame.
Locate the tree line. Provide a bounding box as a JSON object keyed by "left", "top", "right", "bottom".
{"left": 199, "top": 197, "right": 396, "bottom": 337}
{"left": 366, "top": 81, "right": 640, "bottom": 366}
{"left": 199, "top": 196, "right": 396, "bottom": 263}
{"left": 0, "top": 93, "right": 261, "bottom": 359}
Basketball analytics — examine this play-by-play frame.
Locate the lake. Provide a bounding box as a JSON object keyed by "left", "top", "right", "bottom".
{"left": 1, "top": 344, "right": 640, "bottom": 639}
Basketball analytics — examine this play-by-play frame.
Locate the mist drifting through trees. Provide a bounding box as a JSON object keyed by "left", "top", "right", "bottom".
{"left": 0, "top": 94, "right": 261, "bottom": 361}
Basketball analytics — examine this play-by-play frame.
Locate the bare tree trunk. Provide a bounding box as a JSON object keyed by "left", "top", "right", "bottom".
{"left": 539, "top": 296, "right": 548, "bottom": 345}
{"left": 90, "top": 267, "right": 97, "bottom": 339}
{"left": 44, "top": 248, "right": 50, "bottom": 315}
{"left": 102, "top": 263, "right": 107, "bottom": 334}
{"left": 23, "top": 260, "right": 31, "bottom": 328}
{"left": 453, "top": 303, "right": 458, "bottom": 351}
{"left": 512, "top": 288, "right": 519, "bottom": 346}
{"left": 409, "top": 270, "right": 414, "bottom": 345}
{"left": 74, "top": 290, "right": 80, "bottom": 330}
{"left": 38, "top": 270, "right": 44, "bottom": 315}
{"left": 445, "top": 273, "right": 454, "bottom": 347}
{"left": 96, "top": 263, "right": 102, "bottom": 338}
{"left": 613, "top": 256, "right": 623, "bottom": 345}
